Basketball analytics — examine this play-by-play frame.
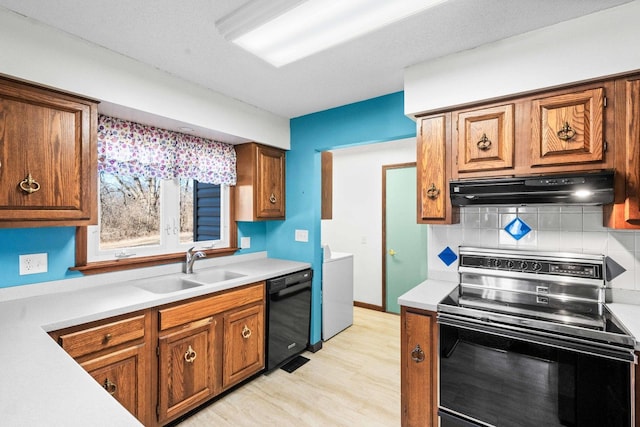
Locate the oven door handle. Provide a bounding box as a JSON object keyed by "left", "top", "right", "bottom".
{"left": 438, "top": 314, "right": 636, "bottom": 363}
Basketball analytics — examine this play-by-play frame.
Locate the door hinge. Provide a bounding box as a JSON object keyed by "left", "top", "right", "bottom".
{"left": 455, "top": 120, "right": 458, "bottom": 131}
{"left": 604, "top": 96, "right": 608, "bottom": 107}
{"left": 156, "top": 346, "right": 160, "bottom": 357}
{"left": 604, "top": 141, "right": 608, "bottom": 152}
{"left": 156, "top": 404, "right": 160, "bottom": 418}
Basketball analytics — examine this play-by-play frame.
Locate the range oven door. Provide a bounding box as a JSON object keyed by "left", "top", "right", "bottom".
{"left": 438, "top": 316, "right": 633, "bottom": 427}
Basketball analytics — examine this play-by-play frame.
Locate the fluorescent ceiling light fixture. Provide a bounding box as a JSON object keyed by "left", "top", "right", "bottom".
{"left": 217, "top": 0, "right": 447, "bottom": 67}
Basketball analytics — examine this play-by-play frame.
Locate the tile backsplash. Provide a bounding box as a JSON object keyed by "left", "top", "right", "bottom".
{"left": 428, "top": 206, "right": 640, "bottom": 293}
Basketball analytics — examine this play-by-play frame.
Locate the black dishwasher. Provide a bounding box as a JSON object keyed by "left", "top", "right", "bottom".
{"left": 265, "top": 268, "right": 312, "bottom": 372}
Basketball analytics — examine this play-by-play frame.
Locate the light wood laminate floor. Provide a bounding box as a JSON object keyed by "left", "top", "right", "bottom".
{"left": 178, "top": 307, "right": 400, "bottom": 427}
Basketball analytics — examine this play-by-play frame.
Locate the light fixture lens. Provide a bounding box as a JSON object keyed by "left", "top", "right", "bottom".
{"left": 574, "top": 189, "right": 593, "bottom": 198}
{"left": 231, "top": 0, "right": 447, "bottom": 67}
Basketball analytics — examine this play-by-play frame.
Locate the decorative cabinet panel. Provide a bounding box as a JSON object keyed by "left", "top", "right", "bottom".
{"left": 81, "top": 344, "right": 146, "bottom": 422}
{"left": 401, "top": 307, "right": 437, "bottom": 427}
{"left": 417, "top": 114, "right": 458, "bottom": 224}
{"left": 531, "top": 87, "right": 604, "bottom": 166}
{"left": 222, "top": 303, "right": 265, "bottom": 389}
{"left": 157, "top": 317, "right": 216, "bottom": 424}
{"left": 605, "top": 75, "right": 640, "bottom": 229}
{"left": 50, "top": 311, "right": 150, "bottom": 426}
{"left": 235, "top": 142, "right": 286, "bottom": 221}
{"left": 454, "top": 104, "right": 514, "bottom": 173}
{"left": 0, "top": 76, "right": 98, "bottom": 227}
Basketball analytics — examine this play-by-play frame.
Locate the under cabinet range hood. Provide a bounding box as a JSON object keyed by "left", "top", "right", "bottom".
{"left": 450, "top": 169, "right": 614, "bottom": 206}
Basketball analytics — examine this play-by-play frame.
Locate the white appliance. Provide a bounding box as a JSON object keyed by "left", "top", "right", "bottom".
{"left": 322, "top": 251, "right": 354, "bottom": 340}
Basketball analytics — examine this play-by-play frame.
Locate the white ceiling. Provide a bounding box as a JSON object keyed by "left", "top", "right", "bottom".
{"left": 0, "top": 0, "right": 632, "bottom": 119}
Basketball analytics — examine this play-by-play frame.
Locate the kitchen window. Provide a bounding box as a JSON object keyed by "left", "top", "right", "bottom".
{"left": 75, "top": 115, "right": 238, "bottom": 272}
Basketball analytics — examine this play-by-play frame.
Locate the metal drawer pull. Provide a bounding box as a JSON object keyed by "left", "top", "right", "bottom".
{"left": 269, "top": 193, "right": 277, "bottom": 204}
{"left": 476, "top": 133, "right": 492, "bottom": 151}
{"left": 104, "top": 333, "right": 112, "bottom": 343}
{"left": 426, "top": 183, "right": 440, "bottom": 200}
{"left": 557, "top": 121, "right": 576, "bottom": 141}
{"left": 242, "top": 325, "right": 252, "bottom": 339}
{"left": 103, "top": 378, "right": 117, "bottom": 395}
{"left": 19, "top": 174, "right": 41, "bottom": 194}
{"left": 184, "top": 345, "right": 197, "bottom": 363}
{"left": 411, "top": 344, "right": 425, "bottom": 363}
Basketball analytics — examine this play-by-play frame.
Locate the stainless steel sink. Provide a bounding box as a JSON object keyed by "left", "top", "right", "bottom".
{"left": 185, "top": 269, "right": 246, "bottom": 285}
{"left": 134, "top": 276, "right": 203, "bottom": 294}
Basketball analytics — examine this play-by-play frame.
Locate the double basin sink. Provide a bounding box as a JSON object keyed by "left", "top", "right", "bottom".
{"left": 133, "top": 269, "right": 247, "bottom": 294}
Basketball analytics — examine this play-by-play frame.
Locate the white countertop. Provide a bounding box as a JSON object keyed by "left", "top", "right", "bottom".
{"left": 399, "top": 279, "right": 640, "bottom": 351}
{"left": 0, "top": 253, "right": 309, "bottom": 426}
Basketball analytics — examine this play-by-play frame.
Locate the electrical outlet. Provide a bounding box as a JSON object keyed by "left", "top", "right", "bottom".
{"left": 19, "top": 253, "right": 48, "bottom": 275}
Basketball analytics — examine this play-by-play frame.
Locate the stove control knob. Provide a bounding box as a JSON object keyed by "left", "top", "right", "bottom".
{"left": 505, "top": 260, "right": 515, "bottom": 269}
{"left": 532, "top": 262, "right": 542, "bottom": 272}
{"left": 493, "top": 259, "right": 502, "bottom": 268}
{"left": 517, "top": 261, "right": 527, "bottom": 270}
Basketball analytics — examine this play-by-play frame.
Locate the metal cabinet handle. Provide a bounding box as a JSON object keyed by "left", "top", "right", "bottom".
{"left": 388, "top": 249, "right": 396, "bottom": 256}
{"left": 242, "top": 325, "right": 252, "bottom": 339}
{"left": 103, "top": 378, "right": 117, "bottom": 395}
{"left": 425, "top": 183, "right": 440, "bottom": 200}
{"left": 269, "top": 193, "right": 277, "bottom": 204}
{"left": 557, "top": 121, "right": 576, "bottom": 141}
{"left": 476, "top": 133, "right": 492, "bottom": 151}
{"left": 19, "top": 174, "right": 41, "bottom": 194}
{"left": 184, "top": 345, "right": 197, "bottom": 363}
{"left": 411, "top": 344, "right": 425, "bottom": 363}
{"left": 104, "top": 333, "right": 112, "bottom": 343}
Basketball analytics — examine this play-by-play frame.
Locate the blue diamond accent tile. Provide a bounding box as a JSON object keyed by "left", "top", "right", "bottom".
{"left": 438, "top": 246, "right": 458, "bottom": 266}
{"left": 504, "top": 217, "right": 532, "bottom": 241}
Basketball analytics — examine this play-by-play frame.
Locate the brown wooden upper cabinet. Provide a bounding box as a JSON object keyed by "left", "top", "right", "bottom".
{"left": 235, "top": 142, "right": 286, "bottom": 221}
{"left": 0, "top": 76, "right": 98, "bottom": 227}
{"left": 417, "top": 113, "right": 458, "bottom": 225}
{"left": 454, "top": 104, "right": 515, "bottom": 173}
{"left": 531, "top": 87, "right": 604, "bottom": 167}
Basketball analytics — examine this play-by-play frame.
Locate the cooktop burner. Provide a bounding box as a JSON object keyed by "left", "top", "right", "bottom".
{"left": 437, "top": 247, "right": 635, "bottom": 348}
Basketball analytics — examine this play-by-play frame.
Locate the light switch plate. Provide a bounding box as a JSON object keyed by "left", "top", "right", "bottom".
{"left": 19, "top": 253, "right": 48, "bottom": 275}
{"left": 295, "top": 229, "right": 309, "bottom": 242}
{"left": 240, "top": 237, "right": 251, "bottom": 249}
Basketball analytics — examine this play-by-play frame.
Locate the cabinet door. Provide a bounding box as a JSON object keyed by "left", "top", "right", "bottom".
{"left": 531, "top": 87, "right": 604, "bottom": 166}
{"left": 0, "top": 78, "right": 96, "bottom": 224}
{"left": 223, "top": 303, "right": 264, "bottom": 389}
{"left": 81, "top": 344, "right": 147, "bottom": 424}
{"left": 157, "top": 317, "right": 215, "bottom": 423}
{"left": 624, "top": 79, "right": 640, "bottom": 223}
{"left": 256, "top": 145, "right": 285, "bottom": 219}
{"left": 401, "top": 307, "right": 437, "bottom": 427}
{"left": 417, "top": 114, "right": 457, "bottom": 224}
{"left": 455, "top": 104, "right": 515, "bottom": 173}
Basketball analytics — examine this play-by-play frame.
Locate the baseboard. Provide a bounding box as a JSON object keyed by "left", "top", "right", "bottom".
{"left": 354, "top": 301, "right": 384, "bottom": 311}
{"left": 307, "top": 341, "right": 323, "bottom": 353}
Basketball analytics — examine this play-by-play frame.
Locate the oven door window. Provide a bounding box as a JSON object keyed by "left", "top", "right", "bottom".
{"left": 439, "top": 324, "right": 631, "bottom": 427}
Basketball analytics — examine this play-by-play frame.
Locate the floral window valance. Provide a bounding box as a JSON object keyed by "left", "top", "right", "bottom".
{"left": 97, "top": 115, "right": 236, "bottom": 185}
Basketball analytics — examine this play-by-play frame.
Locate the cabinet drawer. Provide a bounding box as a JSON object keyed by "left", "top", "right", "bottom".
{"left": 57, "top": 315, "right": 146, "bottom": 358}
{"left": 159, "top": 283, "right": 265, "bottom": 331}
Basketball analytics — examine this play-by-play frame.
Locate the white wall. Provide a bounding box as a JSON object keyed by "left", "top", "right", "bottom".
{"left": 405, "top": 1, "right": 640, "bottom": 116}
{"left": 0, "top": 7, "right": 289, "bottom": 148}
{"left": 321, "top": 138, "right": 416, "bottom": 307}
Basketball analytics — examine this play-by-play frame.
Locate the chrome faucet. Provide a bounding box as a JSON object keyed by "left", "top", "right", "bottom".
{"left": 184, "top": 247, "right": 206, "bottom": 274}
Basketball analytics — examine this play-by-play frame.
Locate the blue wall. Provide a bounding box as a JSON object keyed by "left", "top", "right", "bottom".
{"left": 267, "top": 91, "right": 416, "bottom": 345}
{"left": 0, "top": 91, "right": 415, "bottom": 348}
{"left": 0, "top": 222, "right": 266, "bottom": 288}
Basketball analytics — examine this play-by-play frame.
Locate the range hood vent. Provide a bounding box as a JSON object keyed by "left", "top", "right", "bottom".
{"left": 450, "top": 170, "right": 614, "bottom": 206}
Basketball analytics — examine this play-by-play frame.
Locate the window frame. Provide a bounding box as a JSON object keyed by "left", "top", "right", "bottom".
{"left": 72, "top": 186, "right": 238, "bottom": 275}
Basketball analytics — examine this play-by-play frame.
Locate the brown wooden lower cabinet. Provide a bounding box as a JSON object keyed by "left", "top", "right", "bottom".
{"left": 401, "top": 306, "right": 438, "bottom": 427}
{"left": 51, "top": 282, "right": 266, "bottom": 426}
{"left": 157, "top": 317, "right": 217, "bottom": 424}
